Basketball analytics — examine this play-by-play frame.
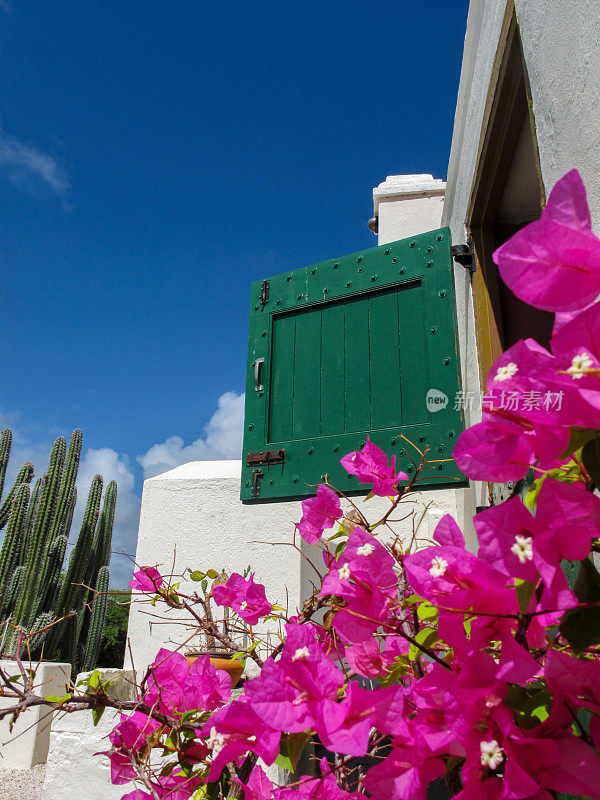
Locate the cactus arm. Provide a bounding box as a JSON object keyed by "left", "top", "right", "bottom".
{"left": 47, "top": 429, "right": 81, "bottom": 547}
{"left": 0, "top": 483, "right": 29, "bottom": 607}
{"left": 0, "top": 462, "right": 34, "bottom": 529}
{"left": 12, "top": 437, "right": 66, "bottom": 631}
{"left": 82, "top": 566, "right": 109, "bottom": 671}
{"left": 0, "top": 429, "right": 12, "bottom": 511}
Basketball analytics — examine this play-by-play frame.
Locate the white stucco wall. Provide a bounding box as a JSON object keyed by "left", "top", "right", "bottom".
{"left": 0, "top": 661, "right": 70, "bottom": 770}
{"left": 43, "top": 669, "right": 136, "bottom": 800}
{"left": 444, "top": 0, "right": 600, "bottom": 276}
{"left": 374, "top": 174, "right": 446, "bottom": 245}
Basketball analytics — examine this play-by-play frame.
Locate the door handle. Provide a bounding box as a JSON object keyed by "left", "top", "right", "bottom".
{"left": 254, "top": 358, "right": 265, "bottom": 391}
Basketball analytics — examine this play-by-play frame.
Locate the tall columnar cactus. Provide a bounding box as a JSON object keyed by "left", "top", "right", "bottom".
{"left": 82, "top": 565, "right": 110, "bottom": 671}
{"left": 0, "top": 428, "right": 117, "bottom": 672}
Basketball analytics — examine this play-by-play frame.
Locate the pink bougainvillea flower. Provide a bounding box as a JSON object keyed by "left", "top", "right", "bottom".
{"left": 453, "top": 406, "right": 568, "bottom": 483}
{"left": 244, "top": 623, "right": 345, "bottom": 735}
{"left": 127, "top": 566, "right": 163, "bottom": 593}
{"left": 364, "top": 738, "right": 446, "bottom": 800}
{"left": 317, "top": 682, "right": 408, "bottom": 756}
{"left": 405, "top": 524, "right": 518, "bottom": 658}
{"left": 476, "top": 478, "right": 600, "bottom": 620}
{"left": 200, "top": 699, "right": 280, "bottom": 781}
{"left": 345, "top": 638, "right": 385, "bottom": 679}
{"left": 545, "top": 648, "right": 600, "bottom": 715}
{"left": 101, "top": 750, "right": 137, "bottom": 785}
{"left": 454, "top": 338, "right": 573, "bottom": 482}
{"left": 212, "top": 572, "right": 272, "bottom": 625}
{"left": 295, "top": 484, "right": 342, "bottom": 544}
{"left": 109, "top": 711, "right": 161, "bottom": 752}
{"left": 493, "top": 169, "right": 600, "bottom": 312}
{"left": 234, "top": 764, "right": 274, "bottom": 800}
{"left": 341, "top": 437, "right": 408, "bottom": 496}
{"left": 143, "top": 648, "right": 231, "bottom": 716}
{"left": 320, "top": 528, "right": 398, "bottom": 642}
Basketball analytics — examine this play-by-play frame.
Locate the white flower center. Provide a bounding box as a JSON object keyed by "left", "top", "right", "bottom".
{"left": 429, "top": 556, "right": 449, "bottom": 577}
{"left": 567, "top": 352, "right": 593, "bottom": 379}
{"left": 493, "top": 362, "right": 518, "bottom": 382}
{"left": 480, "top": 739, "right": 504, "bottom": 770}
{"left": 207, "top": 726, "right": 225, "bottom": 757}
{"left": 357, "top": 543, "right": 375, "bottom": 556}
{"left": 511, "top": 535, "right": 534, "bottom": 564}
{"left": 292, "top": 646, "right": 311, "bottom": 661}
{"left": 240, "top": 601, "right": 248, "bottom": 610}
{"left": 338, "top": 563, "right": 351, "bottom": 581}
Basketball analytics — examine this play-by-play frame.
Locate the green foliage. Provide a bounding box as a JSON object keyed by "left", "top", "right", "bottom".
{"left": 582, "top": 434, "right": 600, "bottom": 490}
{"left": 0, "top": 429, "right": 117, "bottom": 673}
{"left": 97, "top": 589, "right": 131, "bottom": 668}
{"left": 560, "top": 559, "right": 600, "bottom": 650}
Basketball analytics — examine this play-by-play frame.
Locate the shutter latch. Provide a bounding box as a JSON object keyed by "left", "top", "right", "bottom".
{"left": 260, "top": 279, "right": 270, "bottom": 306}
{"left": 451, "top": 237, "right": 475, "bottom": 276}
{"left": 251, "top": 469, "right": 263, "bottom": 499}
{"left": 246, "top": 449, "right": 286, "bottom": 467}
{"left": 248, "top": 450, "right": 286, "bottom": 499}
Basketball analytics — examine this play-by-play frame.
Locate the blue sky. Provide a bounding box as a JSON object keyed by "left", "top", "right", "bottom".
{"left": 0, "top": 0, "right": 469, "bottom": 585}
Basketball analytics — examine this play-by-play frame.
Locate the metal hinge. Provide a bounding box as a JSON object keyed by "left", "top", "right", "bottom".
{"left": 451, "top": 237, "right": 475, "bottom": 276}
{"left": 246, "top": 449, "right": 286, "bottom": 467}
{"left": 259, "top": 279, "right": 269, "bottom": 306}
{"left": 251, "top": 469, "right": 263, "bottom": 499}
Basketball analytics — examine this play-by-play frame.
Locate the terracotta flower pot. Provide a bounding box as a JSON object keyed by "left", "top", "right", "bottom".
{"left": 186, "top": 651, "right": 244, "bottom": 688}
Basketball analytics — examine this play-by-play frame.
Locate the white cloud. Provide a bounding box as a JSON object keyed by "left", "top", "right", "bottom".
{"left": 137, "top": 391, "right": 245, "bottom": 480}
{"left": 73, "top": 447, "right": 141, "bottom": 589}
{"left": 0, "top": 128, "right": 69, "bottom": 196}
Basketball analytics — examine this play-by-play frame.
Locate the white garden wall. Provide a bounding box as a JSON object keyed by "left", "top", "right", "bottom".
{"left": 0, "top": 661, "right": 70, "bottom": 770}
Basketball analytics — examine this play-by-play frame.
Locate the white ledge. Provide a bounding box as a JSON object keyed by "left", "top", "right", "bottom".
{"left": 373, "top": 174, "right": 446, "bottom": 211}
{"left": 146, "top": 460, "right": 242, "bottom": 482}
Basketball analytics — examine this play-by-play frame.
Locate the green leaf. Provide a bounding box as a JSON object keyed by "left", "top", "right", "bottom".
{"left": 206, "top": 569, "right": 219, "bottom": 579}
{"left": 417, "top": 601, "right": 438, "bottom": 621}
{"left": 334, "top": 541, "right": 346, "bottom": 559}
{"left": 380, "top": 655, "right": 411, "bottom": 686}
{"left": 92, "top": 706, "right": 105, "bottom": 726}
{"left": 559, "top": 427, "right": 599, "bottom": 460}
{"left": 409, "top": 628, "right": 439, "bottom": 661}
{"left": 505, "top": 685, "right": 553, "bottom": 728}
{"left": 189, "top": 571, "right": 205, "bottom": 582}
{"left": 573, "top": 558, "right": 600, "bottom": 603}
{"left": 284, "top": 732, "right": 311, "bottom": 771}
{"left": 87, "top": 670, "right": 101, "bottom": 690}
{"left": 515, "top": 579, "right": 536, "bottom": 614}
{"left": 275, "top": 752, "right": 294, "bottom": 771}
{"left": 524, "top": 456, "right": 585, "bottom": 510}
{"left": 46, "top": 693, "right": 72, "bottom": 705}
{"left": 582, "top": 436, "right": 600, "bottom": 489}
{"left": 560, "top": 561, "right": 600, "bottom": 650}
{"left": 404, "top": 594, "right": 423, "bottom": 605}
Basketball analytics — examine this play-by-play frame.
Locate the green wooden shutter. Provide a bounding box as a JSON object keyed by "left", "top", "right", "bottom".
{"left": 241, "top": 227, "right": 467, "bottom": 502}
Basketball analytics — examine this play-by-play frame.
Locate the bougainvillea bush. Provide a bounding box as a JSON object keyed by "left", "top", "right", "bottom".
{"left": 3, "top": 169, "right": 600, "bottom": 800}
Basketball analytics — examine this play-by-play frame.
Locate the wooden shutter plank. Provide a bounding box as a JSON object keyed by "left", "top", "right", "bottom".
{"left": 321, "top": 302, "right": 346, "bottom": 435}
{"left": 268, "top": 313, "right": 296, "bottom": 443}
{"left": 292, "top": 307, "right": 322, "bottom": 440}
{"left": 398, "top": 281, "right": 429, "bottom": 426}
{"left": 344, "top": 298, "right": 371, "bottom": 433}
{"left": 370, "top": 288, "right": 402, "bottom": 430}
